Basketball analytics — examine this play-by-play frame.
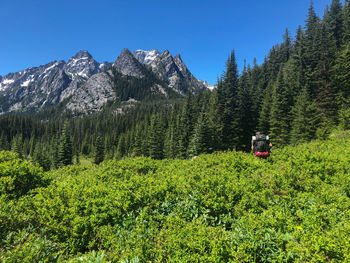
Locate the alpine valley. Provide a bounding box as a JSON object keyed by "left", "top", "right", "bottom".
{"left": 3, "top": 1, "right": 350, "bottom": 261}
{"left": 0, "top": 48, "right": 212, "bottom": 115}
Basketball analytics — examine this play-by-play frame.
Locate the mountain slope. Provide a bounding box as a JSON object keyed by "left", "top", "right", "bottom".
{"left": 0, "top": 51, "right": 110, "bottom": 114}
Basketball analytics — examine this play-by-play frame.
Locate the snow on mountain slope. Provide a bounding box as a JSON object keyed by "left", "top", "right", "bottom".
{"left": 133, "top": 49, "right": 160, "bottom": 65}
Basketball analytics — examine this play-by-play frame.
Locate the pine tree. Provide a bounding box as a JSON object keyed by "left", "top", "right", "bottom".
{"left": 333, "top": 43, "right": 350, "bottom": 100}
{"left": 343, "top": 0, "right": 350, "bottom": 43}
{"left": 149, "top": 114, "right": 164, "bottom": 160}
{"left": 58, "top": 121, "right": 73, "bottom": 166}
{"left": 51, "top": 135, "right": 60, "bottom": 169}
{"left": 304, "top": 1, "right": 321, "bottom": 87}
{"left": 164, "top": 109, "right": 181, "bottom": 159}
{"left": 187, "top": 111, "right": 212, "bottom": 158}
{"left": 207, "top": 87, "right": 223, "bottom": 151}
{"left": 132, "top": 125, "right": 143, "bottom": 157}
{"left": 249, "top": 58, "right": 263, "bottom": 126}
{"left": 219, "top": 50, "right": 239, "bottom": 150}
{"left": 236, "top": 63, "right": 255, "bottom": 151}
{"left": 116, "top": 134, "right": 126, "bottom": 160}
{"left": 33, "top": 142, "right": 51, "bottom": 171}
{"left": 327, "top": 0, "right": 344, "bottom": 49}
{"left": 269, "top": 69, "right": 291, "bottom": 146}
{"left": 315, "top": 23, "right": 338, "bottom": 124}
{"left": 290, "top": 87, "right": 320, "bottom": 144}
{"left": 280, "top": 28, "right": 292, "bottom": 63}
{"left": 11, "top": 135, "right": 23, "bottom": 159}
{"left": 178, "top": 93, "right": 194, "bottom": 158}
{"left": 258, "top": 83, "right": 273, "bottom": 134}
{"left": 94, "top": 136, "right": 104, "bottom": 165}
{"left": 0, "top": 132, "right": 9, "bottom": 150}
{"left": 338, "top": 96, "right": 350, "bottom": 129}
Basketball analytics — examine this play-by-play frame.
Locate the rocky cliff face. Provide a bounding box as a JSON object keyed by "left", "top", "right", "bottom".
{"left": 134, "top": 49, "right": 205, "bottom": 94}
{"left": 113, "top": 48, "right": 146, "bottom": 78}
{"left": 0, "top": 48, "right": 209, "bottom": 115}
{"left": 66, "top": 72, "right": 115, "bottom": 114}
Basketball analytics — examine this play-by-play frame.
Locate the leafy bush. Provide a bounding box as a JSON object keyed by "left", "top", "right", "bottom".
{"left": 1, "top": 133, "right": 350, "bottom": 262}
{"left": 0, "top": 151, "right": 44, "bottom": 198}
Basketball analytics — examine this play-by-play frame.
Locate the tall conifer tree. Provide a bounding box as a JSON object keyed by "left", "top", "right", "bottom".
{"left": 290, "top": 87, "right": 320, "bottom": 144}
{"left": 219, "top": 50, "right": 239, "bottom": 150}
{"left": 149, "top": 114, "right": 164, "bottom": 160}
{"left": 58, "top": 121, "right": 73, "bottom": 166}
{"left": 94, "top": 136, "right": 104, "bottom": 165}
{"left": 269, "top": 69, "right": 291, "bottom": 146}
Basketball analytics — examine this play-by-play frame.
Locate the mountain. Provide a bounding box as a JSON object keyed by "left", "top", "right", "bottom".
{"left": 65, "top": 48, "right": 178, "bottom": 114}
{"left": 133, "top": 49, "right": 205, "bottom": 94}
{"left": 113, "top": 48, "right": 146, "bottom": 78}
{"left": 63, "top": 50, "right": 101, "bottom": 79}
{"left": 0, "top": 50, "right": 112, "bottom": 114}
{"left": 133, "top": 49, "right": 160, "bottom": 65}
{"left": 0, "top": 48, "right": 209, "bottom": 115}
{"left": 0, "top": 61, "right": 68, "bottom": 113}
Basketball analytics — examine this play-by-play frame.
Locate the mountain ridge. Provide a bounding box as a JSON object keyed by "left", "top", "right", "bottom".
{"left": 0, "top": 48, "right": 209, "bottom": 115}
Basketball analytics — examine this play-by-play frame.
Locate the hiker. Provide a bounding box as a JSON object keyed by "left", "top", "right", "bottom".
{"left": 251, "top": 132, "right": 273, "bottom": 158}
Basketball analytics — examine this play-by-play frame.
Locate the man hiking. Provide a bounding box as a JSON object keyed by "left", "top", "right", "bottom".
{"left": 251, "top": 132, "right": 273, "bottom": 159}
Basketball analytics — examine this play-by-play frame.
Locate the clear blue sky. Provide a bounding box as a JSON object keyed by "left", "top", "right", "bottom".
{"left": 1, "top": 0, "right": 335, "bottom": 85}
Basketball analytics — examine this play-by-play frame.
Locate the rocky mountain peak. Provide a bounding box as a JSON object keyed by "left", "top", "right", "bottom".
{"left": 72, "top": 50, "right": 93, "bottom": 59}
{"left": 64, "top": 51, "right": 100, "bottom": 79}
{"left": 160, "top": 49, "right": 171, "bottom": 58}
{"left": 120, "top": 48, "right": 133, "bottom": 57}
{"left": 113, "top": 48, "right": 145, "bottom": 78}
{"left": 133, "top": 49, "right": 160, "bottom": 65}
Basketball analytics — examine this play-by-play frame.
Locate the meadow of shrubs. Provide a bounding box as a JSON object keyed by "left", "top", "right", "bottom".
{"left": 1, "top": 131, "right": 350, "bottom": 262}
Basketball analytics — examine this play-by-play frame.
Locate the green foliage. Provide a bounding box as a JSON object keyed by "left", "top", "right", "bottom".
{"left": 71, "top": 250, "right": 108, "bottom": 263}
{"left": 0, "top": 151, "right": 44, "bottom": 198}
{"left": 1, "top": 230, "right": 61, "bottom": 262}
{"left": 1, "top": 133, "right": 350, "bottom": 261}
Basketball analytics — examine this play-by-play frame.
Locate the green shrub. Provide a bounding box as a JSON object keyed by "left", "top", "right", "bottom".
{"left": 0, "top": 151, "right": 44, "bottom": 198}
{"left": 1, "top": 134, "right": 350, "bottom": 262}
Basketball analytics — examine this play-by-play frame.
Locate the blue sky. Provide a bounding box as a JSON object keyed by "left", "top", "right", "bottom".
{"left": 1, "top": 0, "right": 335, "bottom": 85}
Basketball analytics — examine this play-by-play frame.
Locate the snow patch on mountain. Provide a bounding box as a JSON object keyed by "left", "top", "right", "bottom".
{"left": 133, "top": 49, "right": 160, "bottom": 65}
{"left": 199, "top": 80, "right": 214, "bottom": 90}
{"left": 63, "top": 51, "right": 100, "bottom": 79}
{"left": 21, "top": 79, "right": 32, "bottom": 87}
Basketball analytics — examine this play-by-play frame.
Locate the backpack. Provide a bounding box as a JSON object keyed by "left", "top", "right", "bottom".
{"left": 252, "top": 134, "right": 269, "bottom": 153}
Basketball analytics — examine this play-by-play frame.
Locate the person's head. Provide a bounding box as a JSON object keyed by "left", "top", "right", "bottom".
{"left": 256, "top": 131, "right": 261, "bottom": 136}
